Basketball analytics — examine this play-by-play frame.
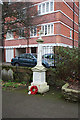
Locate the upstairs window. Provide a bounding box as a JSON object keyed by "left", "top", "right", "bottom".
{"left": 22, "top": 8, "right": 26, "bottom": 18}
{"left": 38, "top": 4, "right": 41, "bottom": 14}
{"left": 42, "top": 3, "right": 45, "bottom": 13}
{"left": 17, "top": 8, "right": 26, "bottom": 19}
{"left": 48, "top": 25, "right": 50, "bottom": 34}
{"left": 51, "top": 24, "right": 53, "bottom": 34}
{"left": 19, "top": 28, "right": 25, "bottom": 38}
{"left": 38, "top": 0, "right": 54, "bottom": 15}
{"left": 45, "top": 25, "right": 47, "bottom": 35}
{"left": 41, "top": 23, "right": 54, "bottom": 35}
{"left": 50, "top": 2, "right": 54, "bottom": 11}
{"left": 46, "top": 2, "right": 49, "bottom": 12}
{"left": 30, "top": 26, "right": 37, "bottom": 37}
{"left": 17, "top": 9, "right": 22, "bottom": 19}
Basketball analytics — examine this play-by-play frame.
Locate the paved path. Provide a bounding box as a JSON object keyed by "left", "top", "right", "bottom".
{"left": 2, "top": 89, "right": 79, "bottom": 118}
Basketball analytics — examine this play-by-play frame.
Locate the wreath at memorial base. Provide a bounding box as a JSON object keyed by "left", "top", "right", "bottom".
{"left": 30, "top": 86, "right": 38, "bottom": 95}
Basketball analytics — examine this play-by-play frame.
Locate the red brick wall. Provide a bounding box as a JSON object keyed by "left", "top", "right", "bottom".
{"left": 32, "top": 11, "right": 78, "bottom": 32}
{"left": 54, "top": 23, "right": 61, "bottom": 34}
{"left": 4, "top": 1, "right": 79, "bottom": 48}
{"left": 59, "top": 2, "right": 78, "bottom": 24}
{"left": 59, "top": 12, "right": 78, "bottom": 31}
{"left": 56, "top": 35, "right": 78, "bottom": 47}
{"left": 4, "top": 34, "right": 78, "bottom": 47}
{"left": 61, "top": 24, "right": 70, "bottom": 37}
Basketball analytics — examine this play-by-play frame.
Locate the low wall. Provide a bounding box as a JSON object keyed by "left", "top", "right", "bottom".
{"left": 62, "top": 83, "right": 80, "bottom": 102}
{"left": 1, "top": 66, "right": 33, "bottom": 84}
{"left": 1, "top": 66, "right": 65, "bottom": 88}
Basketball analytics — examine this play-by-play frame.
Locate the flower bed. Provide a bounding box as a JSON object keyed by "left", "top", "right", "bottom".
{"left": 62, "top": 83, "right": 80, "bottom": 102}
{"left": 2, "top": 81, "right": 26, "bottom": 90}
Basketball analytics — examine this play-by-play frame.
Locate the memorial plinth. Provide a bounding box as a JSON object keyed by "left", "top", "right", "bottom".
{"left": 28, "top": 30, "right": 49, "bottom": 93}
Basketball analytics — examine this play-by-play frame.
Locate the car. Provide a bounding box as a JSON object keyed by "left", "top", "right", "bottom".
{"left": 11, "top": 53, "right": 50, "bottom": 68}
{"left": 42, "top": 53, "right": 57, "bottom": 67}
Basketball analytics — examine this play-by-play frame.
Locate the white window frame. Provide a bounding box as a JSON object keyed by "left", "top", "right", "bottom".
{"left": 38, "top": 0, "right": 54, "bottom": 15}
{"left": 30, "top": 26, "right": 37, "bottom": 37}
{"left": 41, "top": 23, "right": 54, "bottom": 36}
{"left": 19, "top": 28, "right": 25, "bottom": 39}
{"left": 42, "top": 3, "right": 45, "bottom": 13}
{"left": 46, "top": 2, "right": 49, "bottom": 13}
{"left": 50, "top": 1, "right": 54, "bottom": 11}
{"left": 38, "top": 4, "right": 41, "bottom": 14}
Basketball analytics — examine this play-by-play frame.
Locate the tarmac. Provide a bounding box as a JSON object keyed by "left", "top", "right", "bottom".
{"left": 2, "top": 88, "right": 79, "bottom": 119}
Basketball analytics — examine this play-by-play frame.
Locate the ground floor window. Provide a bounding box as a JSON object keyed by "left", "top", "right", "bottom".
{"left": 31, "top": 47, "right": 37, "bottom": 57}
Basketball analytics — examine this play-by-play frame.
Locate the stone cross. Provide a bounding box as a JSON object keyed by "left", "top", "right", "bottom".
{"left": 29, "top": 30, "right": 49, "bottom": 93}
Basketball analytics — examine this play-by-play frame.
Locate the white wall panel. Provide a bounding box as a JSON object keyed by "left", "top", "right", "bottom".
{"left": 6, "top": 49, "right": 14, "bottom": 62}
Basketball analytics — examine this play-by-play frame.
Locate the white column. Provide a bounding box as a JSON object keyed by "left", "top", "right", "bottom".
{"left": 37, "top": 43, "right": 43, "bottom": 66}
{"left": 28, "top": 30, "right": 49, "bottom": 93}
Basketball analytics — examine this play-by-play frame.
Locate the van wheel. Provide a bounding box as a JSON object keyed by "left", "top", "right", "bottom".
{"left": 15, "top": 63, "right": 19, "bottom": 66}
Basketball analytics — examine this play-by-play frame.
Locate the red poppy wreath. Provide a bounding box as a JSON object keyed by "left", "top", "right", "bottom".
{"left": 30, "top": 86, "right": 38, "bottom": 95}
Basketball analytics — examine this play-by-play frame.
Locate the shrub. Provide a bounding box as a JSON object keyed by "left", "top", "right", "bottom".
{"left": 54, "top": 46, "right": 79, "bottom": 82}
{"left": 46, "top": 68, "right": 65, "bottom": 88}
{"left": 47, "top": 46, "right": 80, "bottom": 88}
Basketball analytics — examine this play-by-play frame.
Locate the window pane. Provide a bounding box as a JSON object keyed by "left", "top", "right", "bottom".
{"left": 31, "top": 28, "right": 33, "bottom": 36}
{"left": 19, "top": 29, "right": 22, "bottom": 37}
{"left": 23, "top": 9, "right": 26, "bottom": 18}
{"left": 42, "top": 26, "right": 44, "bottom": 34}
{"left": 22, "top": 29, "right": 25, "bottom": 37}
{"left": 51, "top": 24, "right": 53, "bottom": 34}
{"left": 38, "top": 4, "right": 41, "bottom": 14}
{"left": 45, "top": 25, "right": 47, "bottom": 35}
{"left": 46, "top": 2, "right": 49, "bottom": 12}
{"left": 50, "top": 2, "right": 53, "bottom": 11}
{"left": 34, "top": 27, "right": 36, "bottom": 36}
{"left": 42, "top": 3, "right": 45, "bottom": 13}
{"left": 48, "top": 25, "right": 50, "bottom": 34}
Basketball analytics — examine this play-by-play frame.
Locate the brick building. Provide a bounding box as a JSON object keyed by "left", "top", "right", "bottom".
{"left": 4, "top": 0, "right": 79, "bottom": 62}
